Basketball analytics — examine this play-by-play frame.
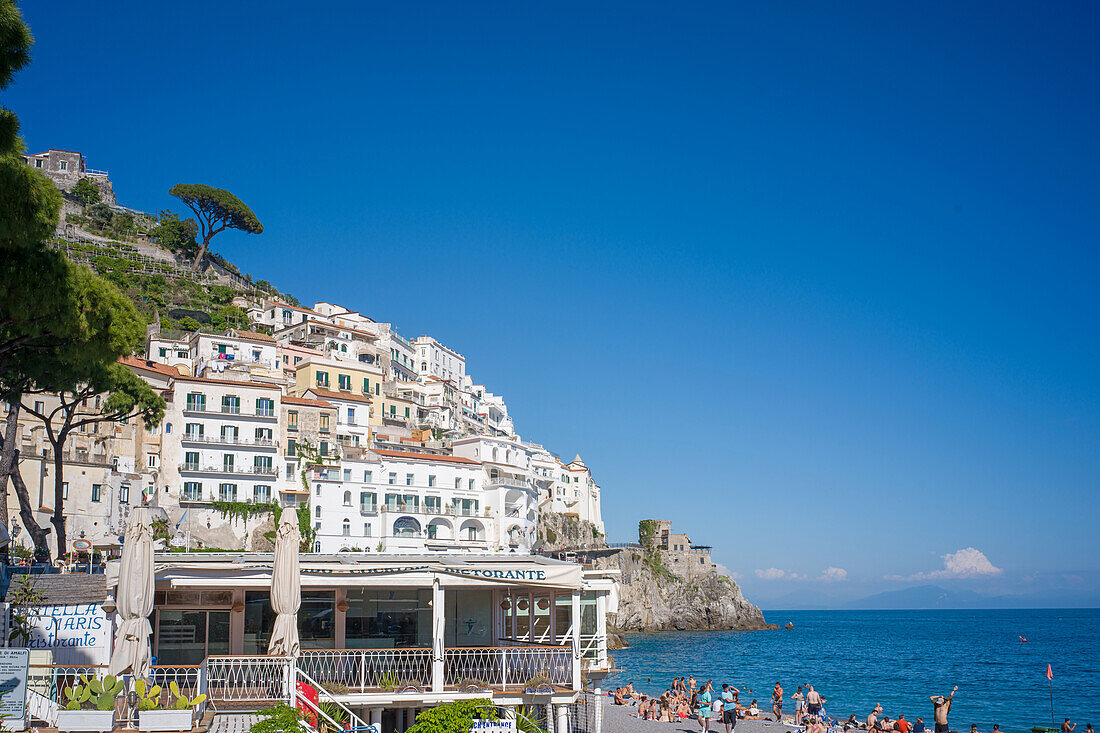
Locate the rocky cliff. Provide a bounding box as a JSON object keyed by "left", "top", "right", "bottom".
{"left": 536, "top": 512, "right": 774, "bottom": 632}
{"left": 593, "top": 547, "right": 774, "bottom": 631}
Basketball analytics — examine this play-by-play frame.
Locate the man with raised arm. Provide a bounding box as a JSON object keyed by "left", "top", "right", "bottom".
{"left": 930, "top": 686, "right": 958, "bottom": 733}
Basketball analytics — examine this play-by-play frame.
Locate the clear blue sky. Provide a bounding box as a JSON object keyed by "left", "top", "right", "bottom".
{"left": 9, "top": 1, "right": 1099, "bottom": 607}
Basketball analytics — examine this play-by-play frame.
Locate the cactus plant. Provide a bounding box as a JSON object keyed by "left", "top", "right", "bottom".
{"left": 167, "top": 680, "right": 207, "bottom": 710}
{"left": 63, "top": 674, "right": 123, "bottom": 711}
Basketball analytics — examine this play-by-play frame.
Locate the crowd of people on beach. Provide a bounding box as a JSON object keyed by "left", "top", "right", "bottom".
{"left": 608, "top": 680, "right": 1087, "bottom": 733}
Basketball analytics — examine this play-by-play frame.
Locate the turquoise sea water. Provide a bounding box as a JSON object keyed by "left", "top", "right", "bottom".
{"left": 608, "top": 609, "right": 1099, "bottom": 733}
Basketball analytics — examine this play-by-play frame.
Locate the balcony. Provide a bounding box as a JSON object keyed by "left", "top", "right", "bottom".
{"left": 182, "top": 405, "right": 278, "bottom": 421}
{"left": 359, "top": 503, "right": 378, "bottom": 515}
{"left": 487, "top": 477, "right": 529, "bottom": 490}
{"left": 181, "top": 434, "right": 277, "bottom": 450}
{"left": 380, "top": 504, "right": 484, "bottom": 518}
{"left": 178, "top": 463, "right": 278, "bottom": 477}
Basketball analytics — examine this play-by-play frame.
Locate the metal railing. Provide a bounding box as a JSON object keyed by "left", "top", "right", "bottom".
{"left": 205, "top": 655, "right": 292, "bottom": 703}
{"left": 443, "top": 646, "right": 572, "bottom": 689}
{"left": 181, "top": 434, "right": 276, "bottom": 448}
{"left": 179, "top": 464, "right": 278, "bottom": 476}
{"left": 297, "top": 649, "right": 432, "bottom": 692}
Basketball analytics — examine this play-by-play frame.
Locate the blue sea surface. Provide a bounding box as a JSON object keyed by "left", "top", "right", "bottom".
{"left": 608, "top": 609, "right": 1099, "bottom": 733}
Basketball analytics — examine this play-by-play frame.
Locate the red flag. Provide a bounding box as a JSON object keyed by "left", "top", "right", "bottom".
{"left": 1046, "top": 664, "right": 1053, "bottom": 681}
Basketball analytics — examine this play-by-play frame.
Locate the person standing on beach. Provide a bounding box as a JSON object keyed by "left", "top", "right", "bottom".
{"left": 868, "top": 703, "right": 883, "bottom": 731}
{"left": 930, "top": 686, "right": 957, "bottom": 733}
{"left": 773, "top": 682, "right": 784, "bottom": 722}
{"left": 697, "top": 681, "right": 714, "bottom": 732}
{"left": 807, "top": 686, "right": 823, "bottom": 718}
{"left": 721, "top": 685, "right": 737, "bottom": 733}
{"left": 792, "top": 686, "right": 805, "bottom": 724}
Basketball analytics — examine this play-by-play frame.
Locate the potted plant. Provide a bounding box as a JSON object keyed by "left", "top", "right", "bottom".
{"left": 456, "top": 676, "right": 494, "bottom": 693}
{"left": 58, "top": 674, "right": 123, "bottom": 732}
{"left": 395, "top": 678, "right": 424, "bottom": 693}
{"left": 523, "top": 674, "right": 554, "bottom": 695}
{"left": 136, "top": 679, "right": 207, "bottom": 732}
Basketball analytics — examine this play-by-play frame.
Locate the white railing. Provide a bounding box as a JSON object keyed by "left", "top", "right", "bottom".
{"left": 444, "top": 646, "right": 572, "bottom": 690}
{"left": 26, "top": 664, "right": 106, "bottom": 725}
{"left": 181, "top": 434, "right": 276, "bottom": 448}
{"left": 205, "top": 655, "right": 292, "bottom": 703}
{"left": 297, "top": 649, "right": 432, "bottom": 692}
{"left": 293, "top": 666, "right": 366, "bottom": 729}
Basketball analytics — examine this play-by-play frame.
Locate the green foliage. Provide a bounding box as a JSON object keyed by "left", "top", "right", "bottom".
{"left": 250, "top": 704, "right": 310, "bottom": 733}
{"left": 0, "top": 151, "right": 62, "bottom": 247}
{"left": 638, "top": 520, "right": 660, "bottom": 548}
{"left": 317, "top": 700, "right": 348, "bottom": 728}
{"left": 64, "top": 674, "right": 123, "bottom": 711}
{"left": 71, "top": 178, "right": 101, "bottom": 206}
{"left": 169, "top": 183, "right": 263, "bottom": 268}
{"left": 212, "top": 500, "right": 278, "bottom": 524}
{"left": 7, "top": 573, "right": 45, "bottom": 645}
{"left": 0, "top": 0, "right": 32, "bottom": 92}
{"left": 514, "top": 706, "right": 549, "bottom": 733}
{"left": 178, "top": 316, "right": 201, "bottom": 331}
{"left": 150, "top": 210, "right": 198, "bottom": 257}
{"left": 406, "top": 699, "right": 497, "bottom": 733}
{"left": 377, "top": 671, "right": 399, "bottom": 692}
{"left": 151, "top": 518, "right": 172, "bottom": 542}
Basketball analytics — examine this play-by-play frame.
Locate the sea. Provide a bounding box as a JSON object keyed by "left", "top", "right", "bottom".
{"left": 607, "top": 609, "right": 1099, "bottom": 733}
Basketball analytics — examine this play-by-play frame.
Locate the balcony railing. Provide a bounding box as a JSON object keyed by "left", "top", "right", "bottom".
{"left": 179, "top": 463, "right": 278, "bottom": 477}
{"left": 182, "top": 434, "right": 276, "bottom": 449}
{"left": 183, "top": 405, "right": 277, "bottom": 419}
{"left": 488, "top": 477, "right": 529, "bottom": 490}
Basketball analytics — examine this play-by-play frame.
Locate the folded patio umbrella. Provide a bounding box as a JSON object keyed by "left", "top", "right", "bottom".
{"left": 267, "top": 506, "right": 301, "bottom": 657}
{"left": 108, "top": 507, "right": 155, "bottom": 680}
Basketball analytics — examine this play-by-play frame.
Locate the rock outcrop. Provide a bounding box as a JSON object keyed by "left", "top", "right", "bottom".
{"left": 536, "top": 511, "right": 607, "bottom": 552}
{"left": 591, "top": 547, "right": 776, "bottom": 631}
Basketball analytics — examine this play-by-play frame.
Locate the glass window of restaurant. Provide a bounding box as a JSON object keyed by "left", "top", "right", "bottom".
{"left": 298, "top": 590, "right": 336, "bottom": 649}
{"left": 345, "top": 589, "right": 431, "bottom": 648}
{"left": 153, "top": 591, "right": 232, "bottom": 665}
{"left": 244, "top": 590, "right": 276, "bottom": 654}
{"left": 443, "top": 590, "right": 492, "bottom": 646}
{"left": 499, "top": 590, "right": 572, "bottom": 644}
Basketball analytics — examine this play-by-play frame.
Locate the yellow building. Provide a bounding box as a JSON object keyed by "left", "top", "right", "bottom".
{"left": 292, "top": 355, "right": 383, "bottom": 402}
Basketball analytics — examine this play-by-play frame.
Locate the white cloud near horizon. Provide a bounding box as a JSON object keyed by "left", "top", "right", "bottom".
{"left": 886, "top": 547, "right": 1002, "bottom": 581}
{"left": 819, "top": 566, "right": 848, "bottom": 582}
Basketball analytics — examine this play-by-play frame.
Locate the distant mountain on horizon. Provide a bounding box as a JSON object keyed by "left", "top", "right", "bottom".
{"left": 760, "top": 584, "right": 1100, "bottom": 611}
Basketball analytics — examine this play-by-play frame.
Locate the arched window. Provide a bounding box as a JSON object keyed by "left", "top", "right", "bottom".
{"left": 393, "top": 516, "right": 421, "bottom": 537}
{"left": 342, "top": 518, "right": 350, "bottom": 536}
{"left": 315, "top": 505, "right": 321, "bottom": 518}
{"left": 343, "top": 490, "right": 351, "bottom": 506}
{"left": 492, "top": 448, "right": 498, "bottom": 462}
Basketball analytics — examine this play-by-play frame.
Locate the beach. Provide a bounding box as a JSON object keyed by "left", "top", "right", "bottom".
{"left": 603, "top": 701, "right": 798, "bottom": 733}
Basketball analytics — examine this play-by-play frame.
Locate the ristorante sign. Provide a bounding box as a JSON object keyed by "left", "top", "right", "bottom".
{"left": 296, "top": 562, "right": 580, "bottom": 588}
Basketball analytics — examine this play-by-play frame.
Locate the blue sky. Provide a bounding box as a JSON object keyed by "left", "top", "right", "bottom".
{"left": 8, "top": 1, "right": 1099, "bottom": 607}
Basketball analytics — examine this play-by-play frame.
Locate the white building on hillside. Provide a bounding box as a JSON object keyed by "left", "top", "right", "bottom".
{"left": 452, "top": 436, "right": 537, "bottom": 553}
{"left": 530, "top": 445, "right": 604, "bottom": 534}
{"left": 414, "top": 336, "right": 465, "bottom": 384}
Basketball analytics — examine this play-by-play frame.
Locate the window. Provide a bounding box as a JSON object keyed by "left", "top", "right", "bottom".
{"left": 319, "top": 440, "right": 329, "bottom": 456}
{"left": 346, "top": 407, "right": 355, "bottom": 424}
{"left": 406, "top": 473, "right": 414, "bottom": 486}
{"left": 221, "top": 424, "right": 238, "bottom": 443}
{"left": 315, "top": 371, "right": 329, "bottom": 387}
{"left": 364, "top": 524, "right": 371, "bottom": 537}
{"left": 405, "top": 407, "right": 410, "bottom": 418}
{"left": 221, "top": 395, "right": 240, "bottom": 414}
{"left": 388, "top": 472, "right": 396, "bottom": 485}
{"left": 455, "top": 478, "right": 461, "bottom": 489}
{"left": 62, "top": 482, "right": 69, "bottom": 499}
{"left": 223, "top": 454, "right": 234, "bottom": 472}
{"left": 255, "top": 485, "right": 271, "bottom": 503}
{"left": 428, "top": 475, "right": 436, "bottom": 487}
{"left": 254, "top": 456, "right": 273, "bottom": 474}
{"left": 184, "top": 451, "right": 199, "bottom": 470}
{"left": 362, "top": 378, "right": 370, "bottom": 393}
{"left": 183, "top": 482, "right": 202, "bottom": 502}
{"left": 342, "top": 519, "right": 351, "bottom": 536}
{"left": 218, "top": 483, "right": 237, "bottom": 501}
{"left": 256, "top": 398, "right": 275, "bottom": 417}
{"left": 338, "top": 374, "right": 351, "bottom": 390}
{"left": 363, "top": 470, "right": 372, "bottom": 483}
{"left": 147, "top": 454, "right": 157, "bottom": 469}
{"left": 59, "top": 160, "right": 67, "bottom": 171}
{"left": 91, "top": 484, "right": 102, "bottom": 503}
{"left": 286, "top": 438, "right": 297, "bottom": 457}
{"left": 255, "top": 427, "right": 272, "bottom": 444}
{"left": 468, "top": 479, "right": 475, "bottom": 490}
{"left": 315, "top": 505, "right": 322, "bottom": 518}
{"left": 252, "top": 350, "right": 261, "bottom": 361}
{"left": 315, "top": 484, "right": 321, "bottom": 497}
{"left": 119, "top": 484, "right": 130, "bottom": 503}
{"left": 34, "top": 159, "right": 42, "bottom": 168}
{"left": 360, "top": 492, "right": 376, "bottom": 512}
{"left": 159, "top": 348, "right": 167, "bottom": 358}
{"left": 186, "top": 392, "right": 206, "bottom": 412}
{"left": 343, "top": 469, "right": 351, "bottom": 482}
{"left": 286, "top": 464, "right": 295, "bottom": 479}
{"left": 425, "top": 496, "right": 441, "bottom": 513}
{"left": 287, "top": 411, "right": 298, "bottom": 431}
{"left": 375, "top": 383, "right": 380, "bottom": 396}
{"left": 319, "top": 415, "right": 330, "bottom": 433}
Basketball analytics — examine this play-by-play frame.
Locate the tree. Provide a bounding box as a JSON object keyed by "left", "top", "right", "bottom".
{"left": 22, "top": 363, "right": 165, "bottom": 556}
{"left": 70, "top": 178, "right": 101, "bottom": 206}
{"left": 85, "top": 202, "right": 112, "bottom": 230}
{"left": 0, "top": 0, "right": 32, "bottom": 156}
{"left": 150, "top": 210, "right": 198, "bottom": 258}
{"left": 168, "top": 184, "right": 263, "bottom": 270}
{"left": 1, "top": 255, "right": 149, "bottom": 559}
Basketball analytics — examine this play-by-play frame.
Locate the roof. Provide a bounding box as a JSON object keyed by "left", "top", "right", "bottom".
{"left": 305, "top": 388, "right": 373, "bottom": 404}
{"left": 282, "top": 395, "right": 335, "bottom": 408}
{"left": 1, "top": 573, "right": 107, "bottom": 605}
{"left": 121, "top": 356, "right": 185, "bottom": 378}
{"left": 374, "top": 449, "right": 479, "bottom": 465}
{"left": 232, "top": 329, "right": 276, "bottom": 344}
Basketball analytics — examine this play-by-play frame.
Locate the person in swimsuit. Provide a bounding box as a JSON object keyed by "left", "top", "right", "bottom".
{"left": 930, "top": 687, "right": 957, "bottom": 733}
{"left": 807, "top": 686, "right": 823, "bottom": 717}
{"left": 1061, "top": 720, "right": 1076, "bottom": 733}
{"left": 792, "top": 686, "right": 805, "bottom": 724}
{"left": 773, "top": 682, "right": 783, "bottom": 722}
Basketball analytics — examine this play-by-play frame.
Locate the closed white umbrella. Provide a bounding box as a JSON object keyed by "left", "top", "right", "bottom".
{"left": 108, "top": 507, "right": 155, "bottom": 680}
{"left": 267, "top": 506, "right": 301, "bottom": 657}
